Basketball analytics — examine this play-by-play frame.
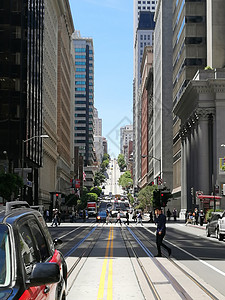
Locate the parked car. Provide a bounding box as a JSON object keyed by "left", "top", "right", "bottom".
{"left": 206, "top": 212, "right": 223, "bottom": 238}
{"left": 96, "top": 210, "right": 107, "bottom": 222}
{"left": 217, "top": 210, "right": 225, "bottom": 240}
{"left": 0, "top": 201, "right": 67, "bottom": 299}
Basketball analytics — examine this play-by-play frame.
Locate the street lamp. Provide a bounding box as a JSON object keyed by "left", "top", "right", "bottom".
{"left": 21, "top": 134, "right": 49, "bottom": 199}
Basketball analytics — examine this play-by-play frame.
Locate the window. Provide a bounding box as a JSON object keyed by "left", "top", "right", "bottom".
{"left": 75, "top": 62, "right": 86, "bottom": 65}
{"left": 75, "top": 87, "right": 86, "bottom": 91}
{"left": 75, "top": 48, "right": 86, "bottom": 52}
{"left": 75, "top": 55, "right": 86, "bottom": 59}
{"left": 75, "top": 81, "right": 86, "bottom": 85}
{"left": 75, "top": 74, "right": 86, "bottom": 78}
{"left": 76, "top": 68, "right": 86, "bottom": 72}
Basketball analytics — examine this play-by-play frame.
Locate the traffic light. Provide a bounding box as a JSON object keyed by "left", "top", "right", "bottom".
{"left": 149, "top": 181, "right": 154, "bottom": 186}
{"left": 160, "top": 190, "right": 172, "bottom": 207}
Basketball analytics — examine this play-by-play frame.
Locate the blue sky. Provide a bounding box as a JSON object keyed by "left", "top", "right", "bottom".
{"left": 69, "top": 0, "right": 133, "bottom": 158}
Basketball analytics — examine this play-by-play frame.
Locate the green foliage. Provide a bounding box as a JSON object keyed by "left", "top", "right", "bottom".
{"left": 117, "top": 154, "right": 126, "bottom": 171}
{"left": 205, "top": 208, "right": 223, "bottom": 221}
{"left": 94, "top": 171, "right": 105, "bottom": 186}
{"left": 0, "top": 172, "right": 23, "bottom": 201}
{"left": 127, "top": 193, "right": 134, "bottom": 205}
{"left": 90, "top": 186, "right": 102, "bottom": 197}
{"left": 87, "top": 193, "right": 98, "bottom": 202}
{"left": 100, "top": 153, "right": 110, "bottom": 172}
{"left": 118, "top": 171, "right": 133, "bottom": 190}
{"left": 137, "top": 185, "right": 157, "bottom": 210}
{"left": 204, "top": 66, "right": 213, "bottom": 70}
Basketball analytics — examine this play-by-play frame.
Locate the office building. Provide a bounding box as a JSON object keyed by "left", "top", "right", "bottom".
{"left": 72, "top": 31, "right": 95, "bottom": 188}
{"left": 133, "top": 10, "right": 155, "bottom": 189}
{"left": 173, "top": 0, "right": 225, "bottom": 213}
{"left": 0, "top": 0, "right": 44, "bottom": 204}
{"left": 120, "top": 125, "right": 133, "bottom": 165}
{"left": 39, "top": 0, "right": 75, "bottom": 206}
{"left": 172, "top": 0, "right": 207, "bottom": 208}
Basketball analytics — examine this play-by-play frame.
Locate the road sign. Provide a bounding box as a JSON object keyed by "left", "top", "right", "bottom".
{"left": 75, "top": 179, "right": 80, "bottom": 188}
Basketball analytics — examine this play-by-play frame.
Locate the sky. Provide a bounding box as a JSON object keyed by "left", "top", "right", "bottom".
{"left": 69, "top": 0, "right": 133, "bottom": 159}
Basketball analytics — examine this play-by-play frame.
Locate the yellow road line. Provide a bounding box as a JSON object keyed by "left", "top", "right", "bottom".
{"left": 97, "top": 227, "right": 113, "bottom": 300}
{"left": 107, "top": 228, "right": 113, "bottom": 300}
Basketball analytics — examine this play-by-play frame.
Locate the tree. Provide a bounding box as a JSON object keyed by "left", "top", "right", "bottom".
{"left": 94, "top": 171, "right": 105, "bottom": 186}
{"left": 90, "top": 186, "right": 102, "bottom": 197}
{"left": 86, "top": 193, "right": 98, "bottom": 202}
{"left": 0, "top": 172, "right": 23, "bottom": 203}
{"left": 117, "top": 154, "right": 126, "bottom": 171}
{"left": 137, "top": 185, "right": 157, "bottom": 210}
{"left": 118, "top": 171, "right": 133, "bottom": 191}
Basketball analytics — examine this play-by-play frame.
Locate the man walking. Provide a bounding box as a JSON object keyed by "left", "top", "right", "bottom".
{"left": 155, "top": 208, "right": 171, "bottom": 257}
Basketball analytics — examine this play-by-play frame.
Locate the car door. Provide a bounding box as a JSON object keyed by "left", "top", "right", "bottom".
{"left": 18, "top": 217, "right": 57, "bottom": 300}
{"left": 210, "top": 215, "right": 219, "bottom": 235}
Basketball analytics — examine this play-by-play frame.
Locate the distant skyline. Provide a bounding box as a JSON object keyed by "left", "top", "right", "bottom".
{"left": 69, "top": 0, "right": 133, "bottom": 158}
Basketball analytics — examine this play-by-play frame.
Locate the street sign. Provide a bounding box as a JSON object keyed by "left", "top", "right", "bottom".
{"left": 75, "top": 179, "right": 80, "bottom": 188}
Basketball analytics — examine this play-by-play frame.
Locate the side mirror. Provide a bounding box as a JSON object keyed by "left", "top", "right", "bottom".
{"left": 29, "top": 262, "right": 60, "bottom": 286}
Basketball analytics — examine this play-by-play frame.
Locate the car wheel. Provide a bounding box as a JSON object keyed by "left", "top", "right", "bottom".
{"left": 206, "top": 227, "right": 210, "bottom": 237}
{"left": 217, "top": 228, "right": 223, "bottom": 241}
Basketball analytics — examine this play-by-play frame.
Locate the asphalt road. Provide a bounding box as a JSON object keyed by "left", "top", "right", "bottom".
{"left": 49, "top": 219, "right": 225, "bottom": 299}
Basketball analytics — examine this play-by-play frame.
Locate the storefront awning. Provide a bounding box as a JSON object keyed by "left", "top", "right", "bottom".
{"left": 197, "top": 195, "right": 222, "bottom": 200}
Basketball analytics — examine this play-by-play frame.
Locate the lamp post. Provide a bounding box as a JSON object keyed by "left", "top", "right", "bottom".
{"left": 21, "top": 134, "right": 49, "bottom": 199}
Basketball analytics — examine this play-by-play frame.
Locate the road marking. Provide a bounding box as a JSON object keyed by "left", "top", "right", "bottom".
{"left": 144, "top": 226, "right": 225, "bottom": 278}
{"left": 97, "top": 227, "right": 114, "bottom": 300}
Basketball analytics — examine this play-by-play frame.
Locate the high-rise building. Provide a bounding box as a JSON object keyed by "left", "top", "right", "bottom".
{"left": 120, "top": 125, "right": 133, "bottom": 165}
{"left": 0, "top": 0, "right": 44, "bottom": 204}
{"left": 172, "top": 0, "right": 207, "bottom": 206}
{"left": 152, "top": 0, "right": 173, "bottom": 192}
{"left": 173, "top": 0, "right": 225, "bottom": 213}
{"left": 72, "top": 31, "right": 95, "bottom": 187}
{"left": 94, "top": 107, "right": 102, "bottom": 136}
{"left": 133, "top": 9, "right": 155, "bottom": 190}
{"left": 39, "top": 0, "right": 75, "bottom": 206}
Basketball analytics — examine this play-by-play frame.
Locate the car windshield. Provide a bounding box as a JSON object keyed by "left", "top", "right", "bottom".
{"left": 0, "top": 225, "right": 11, "bottom": 287}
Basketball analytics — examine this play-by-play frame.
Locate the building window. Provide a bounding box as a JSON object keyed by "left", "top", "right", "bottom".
{"left": 75, "top": 48, "right": 86, "bottom": 52}
{"left": 75, "top": 62, "right": 86, "bottom": 65}
{"left": 75, "top": 81, "right": 86, "bottom": 85}
{"left": 75, "top": 55, "right": 86, "bottom": 59}
{"left": 76, "top": 68, "right": 86, "bottom": 72}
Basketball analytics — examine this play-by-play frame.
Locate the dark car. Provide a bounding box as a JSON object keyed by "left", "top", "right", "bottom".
{"left": 96, "top": 210, "right": 107, "bottom": 222}
{"left": 0, "top": 201, "right": 67, "bottom": 299}
{"left": 206, "top": 212, "right": 223, "bottom": 238}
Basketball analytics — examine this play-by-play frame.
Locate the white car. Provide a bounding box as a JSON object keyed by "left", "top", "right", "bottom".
{"left": 217, "top": 210, "right": 225, "bottom": 240}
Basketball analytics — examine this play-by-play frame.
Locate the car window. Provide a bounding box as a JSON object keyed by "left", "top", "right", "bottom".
{"left": 18, "top": 222, "right": 39, "bottom": 276}
{"left": 0, "top": 225, "right": 11, "bottom": 287}
{"left": 29, "top": 220, "right": 50, "bottom": 262}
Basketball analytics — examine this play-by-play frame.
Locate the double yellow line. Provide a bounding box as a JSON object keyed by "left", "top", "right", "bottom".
{"left": 97, "top": 226, "right": 114, "bottom": 300}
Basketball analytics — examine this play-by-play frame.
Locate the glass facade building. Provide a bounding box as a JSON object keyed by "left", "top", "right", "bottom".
{"left": 72, "top": 31, "right": 94, "bottom": 167}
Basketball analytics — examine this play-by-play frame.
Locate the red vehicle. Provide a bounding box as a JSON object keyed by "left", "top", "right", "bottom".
{"left": 87, "top": 202, "right": 97, "bottom": 217}
{"left": 0, "top": 201, "right": 67, "bottom": 300}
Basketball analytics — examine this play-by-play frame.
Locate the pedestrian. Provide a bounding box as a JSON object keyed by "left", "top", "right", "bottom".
{"left": 154, "top": 208, "right": 171, "bottom": 257}
{"left": 194, "top": 208, "right": 199, "bottom": 225}
{"left": 199, "top": 209, "right": 205, "bottom": 226}
{"left": 115, "top": 210, "right": 122, "bottom": 225}
{"left": 149, "top": 211, "right": 154, "bottom": 223}
{"left": 167, "top": 209, "right": 171, "bottom": 221}
{"left": 83, "top": 210, "right": 86, "bottom": 222}
{"left": 136, "top": 211, "right": 143, "bottom": 225}
{"left": 132, "top": 210, "right": 137, "bottom": 223}
{"left": 185, "top": 212, "right": 193, "bottom": 225}
{"left": 51, "top": 209, "right": 58, "bottom": 227}
{"left": 172, "top": 208, "right": 177, "bottom": 221}
{"left": 71, "top": 211, "right": 76, "bottom": 223}
{"left": 44, "top": 209, "right": 49, "bottom": 222}
{"left": 106, "top": 210, "right": 111, "bottom": 225}
{"left": 125, "top": 211, "right": 129, "bottom": 225}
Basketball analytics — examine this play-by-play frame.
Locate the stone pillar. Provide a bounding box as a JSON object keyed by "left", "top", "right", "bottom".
{"left": 197, "top": 110, "right": 210, "bottom": 194}
{"left": 181, "top": 135, "right": 187, "bottom": 210}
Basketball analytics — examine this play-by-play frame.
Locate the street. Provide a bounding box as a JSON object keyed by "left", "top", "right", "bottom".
{"left": 49, "top": 219, "right": 225, "bottom": 299}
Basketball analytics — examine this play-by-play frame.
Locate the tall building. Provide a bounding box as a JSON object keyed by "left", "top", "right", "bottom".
{"left": 72, "top": 31, "right": 95, "bottom": 188}
{"left": 94, "top": 107, "right": 102, "bottom": 136}
{"left": 140, "top": 46, "right": 153, "bottom": 188}
{"left": 39, "top": 0, "right": 75, "bottom": 206}
{"left": 0, "top": 0, "right": 44, "bottom": 204}
{"left": 152, "top": 0, "right": 173, "bottom": 193}
{"left": 120, "top": 125, "right": 133, "bottom": 165}
{"left": 172, "top": 0, "right": 207, "bottom": 207}
{"left": 173, "top": 0, "right": 225, "bottom": 213}
{"left": 133, "top": 9, "right": 155, "bottom": 190}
